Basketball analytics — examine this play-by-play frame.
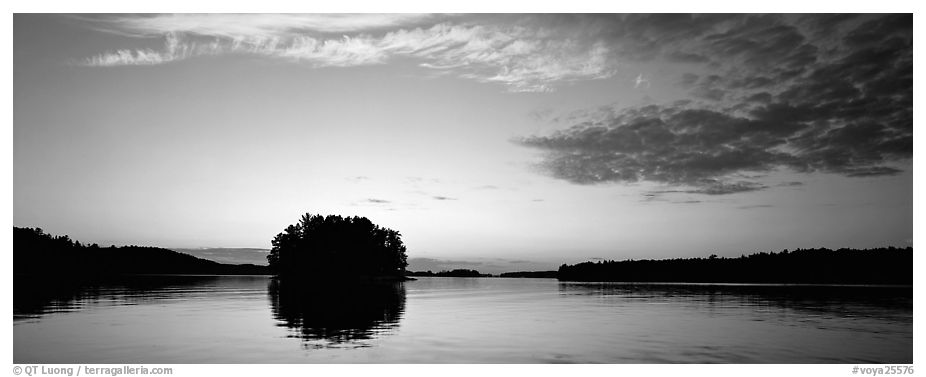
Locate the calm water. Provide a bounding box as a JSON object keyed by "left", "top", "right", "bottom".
{"left": 14, "top": 275, "right": 912, "bottom": 363}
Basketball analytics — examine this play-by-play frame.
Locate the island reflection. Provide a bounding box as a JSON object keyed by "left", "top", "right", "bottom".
{"left": 268, "top": 279, "right": 406, "bottom": 349}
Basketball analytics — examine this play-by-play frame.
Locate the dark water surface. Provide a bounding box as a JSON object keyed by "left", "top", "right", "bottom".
{"left": 13, "top": 275, "right": 912, "bottom": 363}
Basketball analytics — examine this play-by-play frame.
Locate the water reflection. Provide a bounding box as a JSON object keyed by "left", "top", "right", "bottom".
{"left": 558, "top": 283, "right": 913, "bottom": 319}
{"left": 267, "top": 279, "right": 406, "bottom": 349}
{"left": 13, "top": 276, "right": 912, "bottom": 363}
{"left": 14, "top": 275, "right": 224, "bottom": 320}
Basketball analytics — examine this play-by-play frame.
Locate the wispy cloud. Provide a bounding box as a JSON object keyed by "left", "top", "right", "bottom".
{"left": 738, "top": 204, "right": 774, "bottom": 209}
{"left": 85, "top": 48, "right": 172, "bottom": 66}
{"left": 86, "top": 14, "right": 438, "bottom": 36}
{"left": 84, "top": 32, "right": 197, "bottom": 66}
{"left": 77, "top": 14, "right": 618, "bottom": 92}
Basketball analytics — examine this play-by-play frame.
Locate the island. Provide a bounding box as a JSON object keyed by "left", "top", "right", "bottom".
{"left": 267, "top": 213, "right": 411, "bottom": 281}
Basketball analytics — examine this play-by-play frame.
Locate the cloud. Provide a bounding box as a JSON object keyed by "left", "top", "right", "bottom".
{"left": 366, "top": 198, "right": 391, "bottom": 204}
{"left": 517, "top": 103, "right": 909, "bottom": 194}
{"left": 633, "top": 73, "right": 651, "bottom": 89}
{"left": 689, "top": 75, "right": 726, "bottom": 101}
{"left": 84, "top": 48, "right": 170, "bottom": 66}
{"left": 738, "top": 204, "right": 774, "bottom": 210}
{"left": 84, "top": 32, "right": 186, "bottom": 66}
{"left": 515, "top": 14, "right": 911, "bottom": 195}
{"left": 85, "top": 14, "right": 438, "bottom": 36}
{"left": 687, "top": 181, "right": 768, "bottom": 195}
{"left": 432, "top": 196, "right": 457, "bottom": 201}
{"left": 77, "top": 14, "right": 618, "bottom": 92}
{"left": 588, "top": 14, "right": 909, "bottom": 114}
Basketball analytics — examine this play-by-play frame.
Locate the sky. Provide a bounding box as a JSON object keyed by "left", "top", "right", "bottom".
{"left": 13, "top": 14, "right": 913, "bottom": 271}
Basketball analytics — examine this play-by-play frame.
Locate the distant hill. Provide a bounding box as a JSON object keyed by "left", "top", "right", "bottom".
{"left": 171, "top": 248, "right": 270, "bottom": 266}
{"left": 558, "top": 247, "right": 912, "bottom": 284}
{"left": 14, "top": 227, "right": 270, "bottom": 276}
{"left": 406, "top": 257, "right": 555, "bottom": 276}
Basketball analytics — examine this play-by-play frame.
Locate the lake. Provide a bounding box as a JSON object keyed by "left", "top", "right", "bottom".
{"left": 13, "top": 275, "right": 912, "bottom": 363}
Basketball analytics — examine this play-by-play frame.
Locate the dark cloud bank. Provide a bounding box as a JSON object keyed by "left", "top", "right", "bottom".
{"left": 516, "top": 14, "right": 911, "bottom": 195}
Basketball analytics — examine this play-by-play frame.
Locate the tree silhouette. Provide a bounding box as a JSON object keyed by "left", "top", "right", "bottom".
{"left": 557, "top": 247, "right": 912, "bottom": 284}
{"left": 267, "top": 213, "right": 409, "bottom": 279}
{"left": 13, "top": 227, "right": 268, "bottom": 276}
{"left": 406, "top": 269, "right": 491, "bottom": 277}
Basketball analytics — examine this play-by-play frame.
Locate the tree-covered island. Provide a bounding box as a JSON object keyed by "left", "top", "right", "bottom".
{"left": 267, "top": 213, "right": 410, "bottom": 281}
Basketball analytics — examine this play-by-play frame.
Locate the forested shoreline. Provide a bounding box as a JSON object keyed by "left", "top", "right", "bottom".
{"left": 14, "top": 226, "right": 912, "bottom": 285}
{"left": 557, "top": 247, "right": 912, "bottom": 284}
{"left": 14, "top": 227, "right": 269, "bottom": 276}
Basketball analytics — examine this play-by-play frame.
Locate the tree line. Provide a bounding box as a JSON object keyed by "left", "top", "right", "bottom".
{"left": 15, "top": 223, "right": 912, "bottom": 285}
{"left": 13, "top": 227, "right": 268, "bottom": 276}
{"left": 406, "top": 269, "right": 492, "bottom": 277}
{"left": 498, "top": 271, "right": 558, "bottom": 278}
{"left": 557, "top": 247, "right": 912, "bottom": 284}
